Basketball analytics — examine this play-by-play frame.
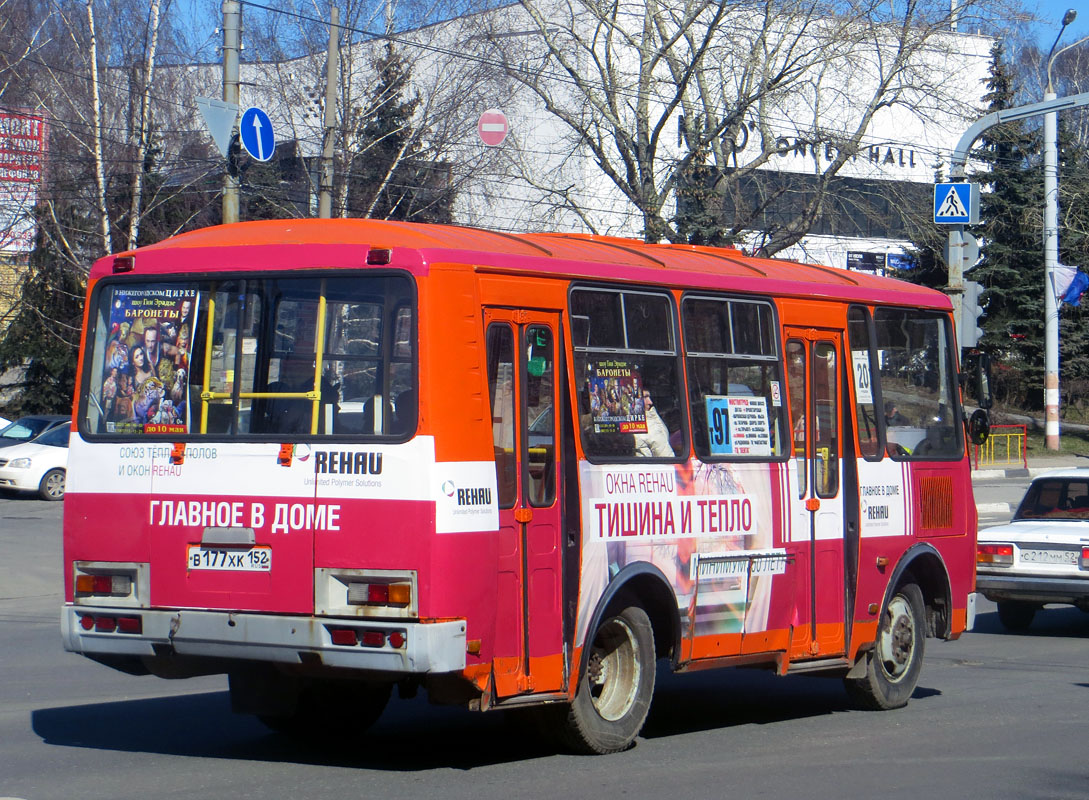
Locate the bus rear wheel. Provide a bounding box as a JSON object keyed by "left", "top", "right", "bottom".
{"left": 556, "top": 604, "right": 655, "bottom": 754}
{"left": 844, "top": 582, "right": 925, "bottom": 710}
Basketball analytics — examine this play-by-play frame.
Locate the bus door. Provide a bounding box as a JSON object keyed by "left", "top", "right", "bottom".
{"left": 784, "top": 328, "right": 846, "bottom": 659}
{"left": 485, "top": 309, "right": 565, "bottom": 696}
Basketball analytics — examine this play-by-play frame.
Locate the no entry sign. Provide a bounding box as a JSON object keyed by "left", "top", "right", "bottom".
{"left": 477, "top": 109, "right": 509, "bottom": 146}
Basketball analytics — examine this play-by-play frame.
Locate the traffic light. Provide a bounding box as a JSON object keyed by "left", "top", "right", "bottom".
{"left": 959, "top": 280, "right": 985, "bottom": 349}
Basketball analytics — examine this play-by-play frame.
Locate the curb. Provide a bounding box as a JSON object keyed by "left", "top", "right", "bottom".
{"left": 977, "top": 502, "right": 1012, "bottom": 514}
{"left": 972, "top": 466, "right": 1076, "bottom": 480}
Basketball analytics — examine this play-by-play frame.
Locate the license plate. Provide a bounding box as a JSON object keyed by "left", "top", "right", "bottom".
{"left": 1020, "top": 548, "right": 1078, "bottom": 565}
{"left": 186, "top": 545, "right": 271, "bottom": 572}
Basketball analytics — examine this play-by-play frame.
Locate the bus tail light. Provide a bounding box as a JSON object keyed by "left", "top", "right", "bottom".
{"left": 315, "top": 568, "right": 417, "bottom": 618}
{"left": 78, "top": 613, "right": 143, "bottom": 634}
{"left": 977, "top": 543, "right": 1014, "bottom": 566}
{"left": 360, "top": 631, "right": 385, "bottom": 647}
{"left": 346, "top": 580, "right": 412, "bottom": 608}
{"left": 72, "top": 562, "right": 147, "bottom": 607}
{"left": 326, "top": 625, "right": 406, "bottom": 649}
{"left": 75, "top": 573, "right": 133, "bottom": 596}
{"left": 366, "top": 248, "right": 392, "bottom": 265}
{"left": 116, "top": 616, "right": 143, "bottom": 633}
{"left": 330, "top": 628, "right": 358, "bottom": 646}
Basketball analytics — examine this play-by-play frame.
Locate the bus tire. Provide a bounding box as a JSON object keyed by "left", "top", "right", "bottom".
{"left": 257, "top": 680, "right": 391, "bottom": 740}
{"left": 844, "top": 582, "right": 925, "bottom": 711}
{"left": 557, "top": 604, "right": 655, "bottom": 754}
{"left": 997, "top": 600, "right": 1036, "bottom": 632}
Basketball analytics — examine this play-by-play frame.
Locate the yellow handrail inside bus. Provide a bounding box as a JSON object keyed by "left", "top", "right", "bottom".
{"left": 200, "top": 292, "right": 216, "bottom": 434}
{"left": 311, "top": 284, "right": 327, "bottom": 436}
{"left": 200, "top": 391, "right": 318, "bottom": 400}
{"left": 198, "top": 284, "right": 328, "bottom": 435}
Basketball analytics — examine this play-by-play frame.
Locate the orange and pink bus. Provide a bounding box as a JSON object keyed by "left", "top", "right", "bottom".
{"left": 63, "top": 219, "right": 982, "bottom": 753}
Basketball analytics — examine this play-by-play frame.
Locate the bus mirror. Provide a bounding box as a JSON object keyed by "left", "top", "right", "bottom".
{"left": 968, "top": 408, "right": 989, "bottom": 446}
{"left": 962, "top": 351, "right": 993, "bottom": 410}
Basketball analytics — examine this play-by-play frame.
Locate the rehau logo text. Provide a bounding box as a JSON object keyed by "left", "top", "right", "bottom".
{"left": 314, "top": 451, "right": 383, "bottom": 475}
{"left": 457, "top": 487, "right": 492, "bottom": 506}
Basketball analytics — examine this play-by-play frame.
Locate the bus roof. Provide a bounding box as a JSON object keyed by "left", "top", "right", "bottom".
{"left": 101, "top": 218, "right": 951, "bottom": 311}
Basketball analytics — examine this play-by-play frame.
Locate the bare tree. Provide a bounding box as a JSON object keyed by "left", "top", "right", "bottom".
{"left": 85, "top": 0, "right": 111, "bottom": 253}
{"left": 239, "top": 0, "right": 499, "bottom": 220}
{"left": 478, "top": 0, "right": 1018, "bottom": 252}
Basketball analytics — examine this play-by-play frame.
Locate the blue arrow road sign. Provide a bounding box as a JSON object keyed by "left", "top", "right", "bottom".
{"left": 239, "top": 106, "right": 275, "bottom": 162}
{"left": 934, "top": 182, "right": 979, "bottom": 224}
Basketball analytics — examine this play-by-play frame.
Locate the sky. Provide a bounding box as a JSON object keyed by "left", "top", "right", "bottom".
{"left": 1029, "top": 1, "right": 1089, "bottom": 51}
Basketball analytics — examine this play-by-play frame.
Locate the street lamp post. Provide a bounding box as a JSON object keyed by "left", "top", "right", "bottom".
{"left": 1044, "top": 9, "right": 1085, "bottom": 450}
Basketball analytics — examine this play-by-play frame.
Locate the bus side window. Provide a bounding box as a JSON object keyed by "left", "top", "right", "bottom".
{"left": 813, "top": 342, "right": 838, "bottom": 498}
{"left": 487, "top": 323, "right": 517, "bottom": 507}
{"left": 683, "top": 296, "right": 784, "bottom": 461}
{"left": 872, "top": 308, "right": 963, "bottom": 460}
{"left": 847, "top": 306, "right": 882, "bottom": 460}
{"left": 571, "top": 287, "right": 685, "bottom": 462}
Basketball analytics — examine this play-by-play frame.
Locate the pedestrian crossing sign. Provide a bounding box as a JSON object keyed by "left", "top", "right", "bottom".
{"left": 933, "top": 182, "right": 979, "bottom": 224}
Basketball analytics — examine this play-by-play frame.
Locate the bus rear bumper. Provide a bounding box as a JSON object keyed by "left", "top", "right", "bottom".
{"left": 62, "top": 605, "right": 467, "bottom": 675}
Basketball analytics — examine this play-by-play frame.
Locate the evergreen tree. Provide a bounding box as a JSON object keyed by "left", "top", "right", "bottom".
{"left": 240, "top": 140, "right": 310, "bottom": 222}
{"left": 891, "top": 245, "right": 945, "bottom": 291}
{"left": 673, "top": 150, "right": 734, "bottom": 247}
{"left": 0, "top": 208, "right": 86, "bottom": 415}
{"left": 347, "top": 42, "right": 455, "bottom": 223}
{"left": 1055, "top": 121, "right": 1089, "bottom": 417}
{"left": 966, "top": 42, "right": 1045, "bottom": 409}
{"left": 958, "top": 43, "right": 1089, "bottom": 413}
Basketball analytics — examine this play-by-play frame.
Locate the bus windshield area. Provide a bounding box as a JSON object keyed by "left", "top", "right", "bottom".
{"left": 81, "top": 274, "right": 415, "bottom": 439}
{"left": 868, "top": 308, "right": 962, "bottom": 459}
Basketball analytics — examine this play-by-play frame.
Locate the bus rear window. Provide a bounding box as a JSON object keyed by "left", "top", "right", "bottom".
{"left": 80, "top": 274, "right": 415, "bottom": 438}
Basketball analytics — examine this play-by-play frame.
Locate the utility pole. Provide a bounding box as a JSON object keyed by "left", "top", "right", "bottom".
{"left": 222, "top": 0, "right": 241, "bottom": 224}
{"left": 318, "top": 6, "right": 339, "bottom": 218}
{"left": 1043, "top": 93, "right": 1060, "bottom": 450}
{"left": 948, "top": 89, "right": 1089, "bottom": 450}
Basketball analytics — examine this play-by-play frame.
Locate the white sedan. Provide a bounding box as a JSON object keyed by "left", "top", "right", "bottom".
{"left": 0, "top": 421, "right": 70, "bottom": 500}
{"left": 977, "top": 468, "right": 1089, "bottom": 631}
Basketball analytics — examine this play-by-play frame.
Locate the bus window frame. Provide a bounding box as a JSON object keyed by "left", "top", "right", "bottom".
{"left": 680, "top": 291, "right": 790, "bottom": 464}
{"left": 567, "top": 283, "right": 689, "bottom": 465}
{"left": 76, "top": 268, "right": 419, "bottom": 444}
{"left": 847, "top": 304, "right": 885, "bottom": 463}
{"left": 872, "top": 305, "right": 964, "bottom": 463}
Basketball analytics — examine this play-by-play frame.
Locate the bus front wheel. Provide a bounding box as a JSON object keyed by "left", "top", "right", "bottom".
{"left": 557, "top": 604, "right": 656, "bottom": 754}
{"left": 844, "top": 582, "right": 926, "bottom": 710}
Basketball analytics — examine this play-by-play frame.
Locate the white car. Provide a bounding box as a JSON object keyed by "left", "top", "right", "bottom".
{"left": 977, "top": 468, "right": 1089, "bottom": 631}
{"left": 0, "top": 421, "right": 70, "bottom": 500}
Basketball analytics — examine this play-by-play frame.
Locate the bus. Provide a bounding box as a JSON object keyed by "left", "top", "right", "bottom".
{"left": 62, "top": 219, "right": 984, "bottom": 754}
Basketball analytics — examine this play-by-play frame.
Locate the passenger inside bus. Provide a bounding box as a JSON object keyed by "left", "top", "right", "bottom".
{"left": 360, "top": 396, "right": 393, "bottom": 435}
{"left": 260, "top": 358, "right": 317, "bottom": 434}
{"left": 884, "top": 401, "right": 909, "bottom": 427}
{"left": 634, "top": 390, "right": 673, "bottom": 457}
{"left": 392, "top": 389, "right": 417, "bottom": 435}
